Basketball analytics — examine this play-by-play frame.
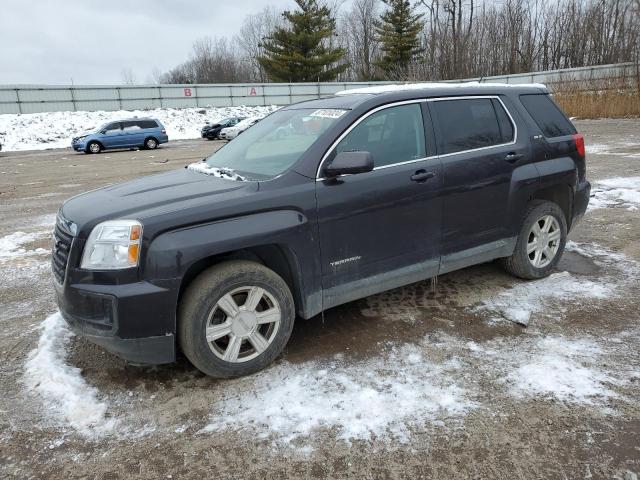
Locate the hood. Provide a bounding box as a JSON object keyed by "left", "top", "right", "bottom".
{"left": 61, "top": 168, "right": 258, "bottom": 235}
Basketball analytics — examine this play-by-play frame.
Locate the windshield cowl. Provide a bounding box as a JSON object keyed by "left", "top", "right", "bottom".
{"left": 186, "top": 162, "right": 247, "bottom": 182}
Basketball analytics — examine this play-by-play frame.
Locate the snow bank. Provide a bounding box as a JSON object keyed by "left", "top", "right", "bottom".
{"left": 186, "top": 162, "right": 246, "bottom": 181}
{"left": 589, "top": 176, "right": 640, "bottom": 211}
{"left": 24, "top": 312, "right": 116, "bottom": 436}
{"left": 201, "top": 342, "right": 474, "bottom": 444}
{"left": 0, "top": 105, "right": 279, "bottom": 152}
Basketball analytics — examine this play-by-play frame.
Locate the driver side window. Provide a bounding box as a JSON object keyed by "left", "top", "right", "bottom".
{"left": 336, "top": 103, "right": 426, "bottom": 167}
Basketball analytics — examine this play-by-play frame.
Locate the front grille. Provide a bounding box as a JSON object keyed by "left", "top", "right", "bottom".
{"left": 52, "top": 222, "right": 73, "bottom": 284}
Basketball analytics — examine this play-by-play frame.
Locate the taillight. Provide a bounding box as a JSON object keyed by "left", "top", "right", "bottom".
{"left": 161, "top": 129, "right": 166, "bottom": 134}
{"left": 573, "top": 133, "right": 585, "bottom": 157}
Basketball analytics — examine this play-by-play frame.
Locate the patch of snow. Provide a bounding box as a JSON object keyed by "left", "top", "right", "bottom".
{"left": 586, "top": 143, "right": 640, "bottom": 157}
{"left": 589, "top": 176, "right": 640, "bottom": 211}
{"left": 0, "top": 231, "right": 49, "bottom": 262}
{"left": 0, "top": 106, "right": 279, "bottom": 152}
{"left": 23, "top": 312, "right": 116, "bottom": 436}
{"left": 186, "top": 162, "right": 246, "bottom": 181}
{"left": 336, "top": 81, "right": 546, "bottom": 96}
{"left": 475, "top": 271, "right": 613, "bottom": 325}
{"left": 503, "top": 336, "right": 618, "bottom": 404}
{"left": 201, "top": 343, "right": 475, "bottom": 444}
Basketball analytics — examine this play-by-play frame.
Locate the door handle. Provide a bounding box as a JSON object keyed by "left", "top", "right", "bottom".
{"left": 505, "top": 152, "right": 525, "bottom": 163}
{"left": 410, "top": 170, "right": 436, "bottom": 182}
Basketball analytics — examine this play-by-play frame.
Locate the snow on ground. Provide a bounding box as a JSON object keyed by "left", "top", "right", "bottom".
{"left": 589, "top": 176, "right": 640, "bottom": 211}
{"left": 587, "top": 143, "right": 640, "bottom": 157}
{"left": 477, "top": 242, "right": 632, "bottom": 325}
{"left": 465, "top": 334, "right": 622, "bottom": 406}
{"left": 475, "top": 271, "right": 613, "bottom": 325}
{"left": 200, "top": 328, "right": 627, "bottom": 445}
{"left": 201, "top": 342, "right": 475, "bottom": 444}
{"left": 0, "top": 231, "right": 49, "bottom": 261}
{"left": 0, "top": 105, "right": 280, "bottom": 152}
{"left": 23, "top": 312, "right": 117, "bottom": 436}
{"left": 504, "top": 337, "right": 617, "bottom": 404}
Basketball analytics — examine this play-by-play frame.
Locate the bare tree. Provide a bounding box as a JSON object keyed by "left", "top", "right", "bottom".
{"left": 120, "top": 68, "right": 137, "bottom": 85}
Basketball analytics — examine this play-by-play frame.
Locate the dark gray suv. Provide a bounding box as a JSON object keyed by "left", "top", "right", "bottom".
{"left": 54, "top": 83, "right": 590, "bottom": 378}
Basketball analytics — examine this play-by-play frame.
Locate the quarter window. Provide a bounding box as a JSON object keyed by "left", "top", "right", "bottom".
{"left": 431, "top": 98, "right": 513, "bottom": 155}
{"left": 335, "top": 103, "right": 426, "bottom": 167}
{"left": 520, "top": 94, "right": 576, "bottom": 138}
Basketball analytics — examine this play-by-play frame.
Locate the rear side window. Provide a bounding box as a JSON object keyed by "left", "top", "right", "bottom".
{"left": 336, "top": 103, "right": 426, "bottom": 167}
{"left": 139, "top": 120, "right": 159, "bottom": 129}
{"left": 431, "top": 98, "right": 513, "bottom": 155}
{"left": 519, "top": 94, "right": 576, "bottom": 137}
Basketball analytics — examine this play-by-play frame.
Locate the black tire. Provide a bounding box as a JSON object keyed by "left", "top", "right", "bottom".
{"left": 144, "top": 137, "right": 158, "bottom": 150}
{"left": 178, "top": 260, "right": 295, "bottom": 378}
{"left": 501, "top": 200, "right": 567, "bottom": 280}
{"left": 86, "top": 141, "right": 102, "bottom": 154}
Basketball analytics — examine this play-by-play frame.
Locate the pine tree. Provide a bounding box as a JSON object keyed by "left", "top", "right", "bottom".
{"left": 375, "top": 0, "right": 424, "bottom": 78}
{"left": 257, "top": 0, "right": 348, "bottom": 82}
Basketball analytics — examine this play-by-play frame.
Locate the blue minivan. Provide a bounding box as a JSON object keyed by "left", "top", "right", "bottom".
{"left": 72, "top": 118, "right": 169, "bottom": 154}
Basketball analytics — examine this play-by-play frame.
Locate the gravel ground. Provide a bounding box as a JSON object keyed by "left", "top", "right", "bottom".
{"left": 0, "top": 120, "right": 639, "bottom": 480}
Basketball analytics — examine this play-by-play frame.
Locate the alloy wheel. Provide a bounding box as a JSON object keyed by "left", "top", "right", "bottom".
{"left": 527, "top": 214, "right": 561, "bottom": 268}
{"left": 205, "top": 286, "right": 281, "bottom": 363}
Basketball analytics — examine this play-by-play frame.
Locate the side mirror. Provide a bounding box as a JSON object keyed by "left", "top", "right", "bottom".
{"left": 324, "top": 151, "right": 374, "bottom": 177}
{"left": 100, "top": 130, "right": 107, "bottom": 134}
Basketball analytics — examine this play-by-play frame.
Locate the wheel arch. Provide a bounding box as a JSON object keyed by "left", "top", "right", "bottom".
{"left": 176, "top": 244, "right": 305, "bottom": 319}
{"left": 530, "top": 183, "right": 573, "bottom": 229}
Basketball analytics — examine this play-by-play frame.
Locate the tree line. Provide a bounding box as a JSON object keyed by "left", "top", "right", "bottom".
{"left": 153, "top": 0, "right": 640, "bottom": 84}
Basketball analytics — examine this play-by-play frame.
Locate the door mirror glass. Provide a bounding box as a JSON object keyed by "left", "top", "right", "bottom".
{"left": 325, "top": 151, "right": 373, "bottom": 177}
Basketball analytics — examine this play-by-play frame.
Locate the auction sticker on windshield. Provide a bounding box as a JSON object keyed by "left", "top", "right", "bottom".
{"left": 310, "top": 109, "right": 347, "bottom": 119}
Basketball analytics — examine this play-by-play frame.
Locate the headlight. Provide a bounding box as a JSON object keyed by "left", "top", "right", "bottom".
{"left": 81, "top": 220, "right": 142, "bottom": 270}
{"left": 76, "top": 135, "right": 87, "bottom": 142}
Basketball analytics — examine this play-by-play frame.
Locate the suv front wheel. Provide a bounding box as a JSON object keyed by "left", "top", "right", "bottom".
{"left": 501, "top": 200, "right": 567, "bottom": 280}
{"left": 178, "top": 260, "right": 295, "bottom": 378}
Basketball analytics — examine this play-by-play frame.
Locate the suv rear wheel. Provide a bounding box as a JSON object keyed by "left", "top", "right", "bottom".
{"left": 178, "top": 260, "right": 295, "bottom": 378}
{"left": 501, "top": 200, "right": 567, "bottom": 280}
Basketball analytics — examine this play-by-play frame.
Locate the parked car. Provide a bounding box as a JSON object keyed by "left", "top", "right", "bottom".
{"left": 219, "top": 117, "right": 260, "bottom": 140}
{"left": 54, "top": 83, "right": 590, "bottom": 378}
{"left": 201, "top": 117, "right": 245, "bottom": 140}
{"left": 71, "top": 118, "right": 168, "bottom": 154}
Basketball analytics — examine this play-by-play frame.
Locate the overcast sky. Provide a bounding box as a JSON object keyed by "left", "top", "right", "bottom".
{"left": 0, "top": 0, "right": 302, "bottom": 85}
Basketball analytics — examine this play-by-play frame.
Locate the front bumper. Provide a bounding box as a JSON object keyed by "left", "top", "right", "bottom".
{"left": 55, "top": 279, "right": 177, "bottom": 365}
{"left": 72, "top": 141, "right": 87, "bottom": 152}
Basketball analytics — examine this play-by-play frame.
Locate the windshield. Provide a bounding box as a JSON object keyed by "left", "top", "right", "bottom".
{"left": 200, "top": 108, "right": 347, "bottom": 180}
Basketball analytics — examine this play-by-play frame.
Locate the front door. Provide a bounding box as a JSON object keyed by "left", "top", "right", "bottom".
{"left": 101, "top": 122, "right": 126, "bottom": 148}
{"left": 316, "top": 102, "right": 443, "bottom": 309}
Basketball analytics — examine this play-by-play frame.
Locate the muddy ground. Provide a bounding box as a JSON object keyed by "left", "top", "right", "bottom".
{"left": 0, "top": 120, "right": 639, "bottom": 479}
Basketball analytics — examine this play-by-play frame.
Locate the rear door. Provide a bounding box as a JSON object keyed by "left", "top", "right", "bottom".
{"left": 122, "top": 120, "right": 146, "bottom": 147}
{"left": 429, "top": 96, "right": 529, "bottom": 271}
{"left": 315, "top": 101, "right": 443, "bottom": 309}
